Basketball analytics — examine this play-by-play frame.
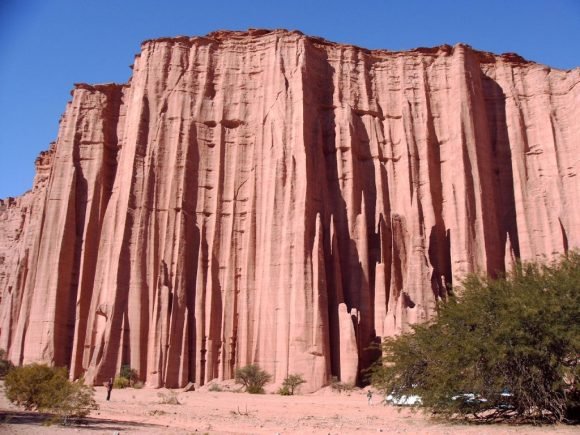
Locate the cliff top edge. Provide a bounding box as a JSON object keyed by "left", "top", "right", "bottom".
{"left": 138, "top": 28, "right": 546, "bottom": 68}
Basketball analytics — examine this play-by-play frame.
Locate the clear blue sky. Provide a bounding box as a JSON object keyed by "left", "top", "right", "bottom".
{"left": 1, "top": 0, "right": 578, "bottom": 198}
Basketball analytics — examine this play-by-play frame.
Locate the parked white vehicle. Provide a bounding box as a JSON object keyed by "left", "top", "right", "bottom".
{"left": 384, "top": 394, "right": 422, "bottom": 406}
{"left": 451, "top": 393, "right": 488, "bottom": 403}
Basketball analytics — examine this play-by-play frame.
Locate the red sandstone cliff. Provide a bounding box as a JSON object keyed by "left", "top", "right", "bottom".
{"left": 1, "top": 29, "right": 579, "bottom": 390}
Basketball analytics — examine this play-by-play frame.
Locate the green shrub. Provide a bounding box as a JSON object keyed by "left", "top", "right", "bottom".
{"left": 280, "top": 373, "right": 306, "bottom": 395}
{"left": 5, "top": 364, "right": 68, "bottom": 410}
{"left": 371, "top": 253, "right": 580, "bottom": 423}
{"left": 235, "top": 364, "right": 272, "bottom": 394}
{"left": 4, "top": 364, "right": 97, "bottom": 423}
{"left": 119, "top": 365, "right": 138, "bottom": 386}
{"left": 50, "top": 378, "right": 98, "bottom": 423}
{"left": 113, "top": 376, "right": 130, "bottom": 389}
{"left": 277, "top": 385, "right": 291, "bottom": 395}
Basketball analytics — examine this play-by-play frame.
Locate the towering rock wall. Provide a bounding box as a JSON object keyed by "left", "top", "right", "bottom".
{"left": 1, "top": 29, "right": 578, "bottom": 390}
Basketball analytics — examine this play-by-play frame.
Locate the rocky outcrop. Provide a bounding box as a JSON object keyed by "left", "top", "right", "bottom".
{"left": 1, "top": 29, "right": 578, "bottom": 390}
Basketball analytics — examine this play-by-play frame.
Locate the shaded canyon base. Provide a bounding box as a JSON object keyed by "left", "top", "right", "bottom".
{"left": 0, "top": 383, "right": 578, "bottom": 434}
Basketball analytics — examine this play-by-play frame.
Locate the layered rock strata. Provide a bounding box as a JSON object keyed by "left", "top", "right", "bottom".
{"left": 1, "top": 29, "right": 579, "bottom": 390}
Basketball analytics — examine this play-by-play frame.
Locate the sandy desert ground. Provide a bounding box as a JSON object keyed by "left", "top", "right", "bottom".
{"left": 0, "top": 381, "right": 577, "bottom": 434}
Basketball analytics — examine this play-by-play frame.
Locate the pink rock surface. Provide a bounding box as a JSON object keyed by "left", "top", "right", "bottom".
{"left": 0, "top": 29, "right": 578, "bottom": 390}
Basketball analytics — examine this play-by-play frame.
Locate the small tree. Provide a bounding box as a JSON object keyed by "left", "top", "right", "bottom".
{"left": 371, "top": 253, "right": 580, "bottom": 423}
{"left": 235, "top": 364, "right": 272, "bottom": 394}
{"left": 4, "top": 364, "right": 97, "bottom": 423}
{"left": 113, "top": 376, "right": 130, "bottom": 389}
{"left": 279, "top": 373, "right": 306, "bottom": 395}
{"left": 119, "top": 364, "right": 138, "bottom": 386}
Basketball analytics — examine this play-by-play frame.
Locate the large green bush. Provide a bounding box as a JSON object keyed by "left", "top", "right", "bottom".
{"left": 371, "top": 253, "right": 580, "bottom": 423}
{"left": 4, "top": 364, "right": 97, "bottom": 423}
{"left": 235, "top": 364, "right": 272, "bottom": 394}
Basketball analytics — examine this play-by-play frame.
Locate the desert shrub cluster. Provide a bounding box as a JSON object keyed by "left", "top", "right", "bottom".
{"left": 113, "top": 364, "right": 140, "bottom": 389}
{"left": 235, "top": 364, "right": 272, "bottom": 394}
{"left": 4, "top": 364, "right": 97, "bottom": 423}
{"left": 278, "top": 373, "right": 306, "bottom": 395}
{"left": 371, "top": 253, "right": 580, "bottom": 423}
{"left": 113, "top": 376, "right": 130, "bottom": 389}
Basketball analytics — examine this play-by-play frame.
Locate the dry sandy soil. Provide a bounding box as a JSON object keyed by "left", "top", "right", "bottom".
{"left": 0, "top": 382, "right": 577, "bottom": 434}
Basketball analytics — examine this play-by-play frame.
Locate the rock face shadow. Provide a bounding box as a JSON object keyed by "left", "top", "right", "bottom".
{"left": 0, "top": 410, "right": 163, "bottom": 432}
{"left": 482, "top": 73, "right": 520, "bottom": 263}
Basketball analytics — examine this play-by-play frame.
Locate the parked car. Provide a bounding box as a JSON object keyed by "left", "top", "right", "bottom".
{"left": 451, "top": 389, "right": 514, "bottom": 409}
{"left": 451, "top": 393, "right": 488, "bottom": 404}
{"left": 384, "top": 393, "right": 422, "bottom": 406}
